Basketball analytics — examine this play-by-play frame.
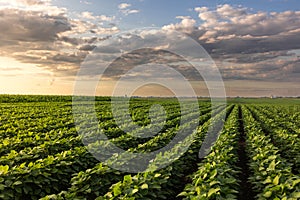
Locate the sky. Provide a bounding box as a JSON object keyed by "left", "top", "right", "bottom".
{"left": 0, "top": 0, "right": 299, "bottom": 97}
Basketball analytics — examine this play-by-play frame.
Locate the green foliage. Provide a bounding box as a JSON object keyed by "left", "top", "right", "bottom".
{"left": 179, "top": 106, "right": 240, "bottom": 199}
{"left": 0, "top": 96, "right": 299, "bottom": 199}
{"left": 243, "top": 106, "right": 300, "bottom": 200}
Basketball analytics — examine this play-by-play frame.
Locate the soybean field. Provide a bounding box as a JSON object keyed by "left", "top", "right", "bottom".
{"left": 0, "top": 95, "right": 299, "bottom": 200}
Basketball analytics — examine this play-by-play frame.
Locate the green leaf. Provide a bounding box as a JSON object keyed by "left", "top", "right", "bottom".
{"left": 132, "top": 188, "right": 138, "bottom": 194}
{"left": 292, "top": 192, "right": 300, "bottom": 198}
{"left": 263, "top": 176, "right": 272, "bottom": 184}
{"left": 177, "top": 191, "right": 188, "bottom": 197}
{"left": 151, "top": 184, "right": 161, "bottom": 189}
{"left": 209, "top": 180, "right": 220, "bottom": 186}
{"left": 292, "top": 179, "right": 300, "bottom": 187}
{"left": 16, "top": 187, "right": 22, "bottom": 193}
{"left": 207, "top": 188, "right": 220, "bottom": 197}
{"left": 273, "top": 175, "right": 279, "bottom": 185}
{"left": 263, "top": 191, "right": 272, "bottom": 198}
{"left": 23, "top": 186, "right": 31, "bottom": 194}
{"left": 123, "top": 175, "right": 132, "bottom": 183}
{"left": 5, "top": 180, "right": 13, "bottom": 187}
{"left": 226, "top": 194, "right": 237, "bottom": 199}
{"left": 113, "top": 183, "right": 121, "bottom": 196}
{"left": 13, "top": 181, "right": 23, "bottom": 186}
{"left": 0, "top": 165, "right": 9, "bottom": 175}
{"left": 141, "top": 183, "right": 148, "bottom": 189}
{"left": 196, "top": 186, "right": 201, "bottom": 195}
{"left": 211, "top": 169, "right": 217, "bottom": 179}
{"left": 268, "top": 160, "right": 276, "bottom": 171}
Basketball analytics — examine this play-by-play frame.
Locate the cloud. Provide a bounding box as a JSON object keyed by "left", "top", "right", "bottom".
{"left": 163, "top": 4, "right": 300, "bottom": 83}
{"left": 79, "top": 44, "right": 97, "bottom": 51}
{"left": 98, "top": 15, "right": 115, "bottom": 21}
{"left": 0, "top": 9, "right": 70, "bottom": 43}
{"left": 80, "top": 0, "right": 92, "bottom": 5}
{"left": 126, "top": 9, "right": 139, "bottom": 14}
{"left": 81, "top": 11, "right": 96, "bottom": 19}
{"left": 163, "top": 16, "right": 197, "bottom": 34}
{"left": 0, "top": 67, "right": 23, "bottom": 71}
{"left": 219, "top": 52, "right": 300, "bottom": 82}
{"left": 118, "top": 3, "right": 131, "bottom": 10}
{"left": 2, "top": 0, "right": 51, "bottom": 6}
{"left": 120, "top": 9, "right": 140, "bottom": 15}
{"left": 0, "top": 1, "right": 120, "bottom": 77}
{"left": 194, "top": 5, "right": 300, "bottom": 53}
{"left": 80, "top": 11, "right": 115, "bottom": 21}
{"left": 118, "top": 3, "right": 140, "bottom": 15}
{"left": 163, "top": 4, "right": 300, "bottom": 56}
{"left": 0, "top": 0, "right": 64, "bottom": 15}
{"left": 77, "top": 29, "right": 220, "bottom": 84}
{"left": 1, "top": 1, "right": 299, "bottom": 88}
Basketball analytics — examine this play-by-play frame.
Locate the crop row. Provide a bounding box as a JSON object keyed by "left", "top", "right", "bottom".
{"left": 0, "top": 103, "right": 222, "bottom": 199}
{"left": 248, "top": 106, "right": 300, "bottom": 174}
{"left": 179, "top": 105, "right": 240, "bottom": 199}
{"left": 242, "top": 106, "right": 300, "bottom": 199}
{"left": 41, "top": 105, "right": 231, "bottom": 199}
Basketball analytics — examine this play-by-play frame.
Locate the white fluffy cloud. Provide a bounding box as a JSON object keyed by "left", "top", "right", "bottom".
{"left": 118, "top": 2, "right": 140, "bottom": 15}
{"left": 163, "top": 16, "right": 196, "bottom": 34}
{"left": 118, "top": 3, "right": 131, "bottom": 10}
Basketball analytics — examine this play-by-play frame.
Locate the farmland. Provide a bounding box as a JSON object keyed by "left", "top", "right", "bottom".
{"left": 0, "top": 95, "right": 299, "bottom": 199}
